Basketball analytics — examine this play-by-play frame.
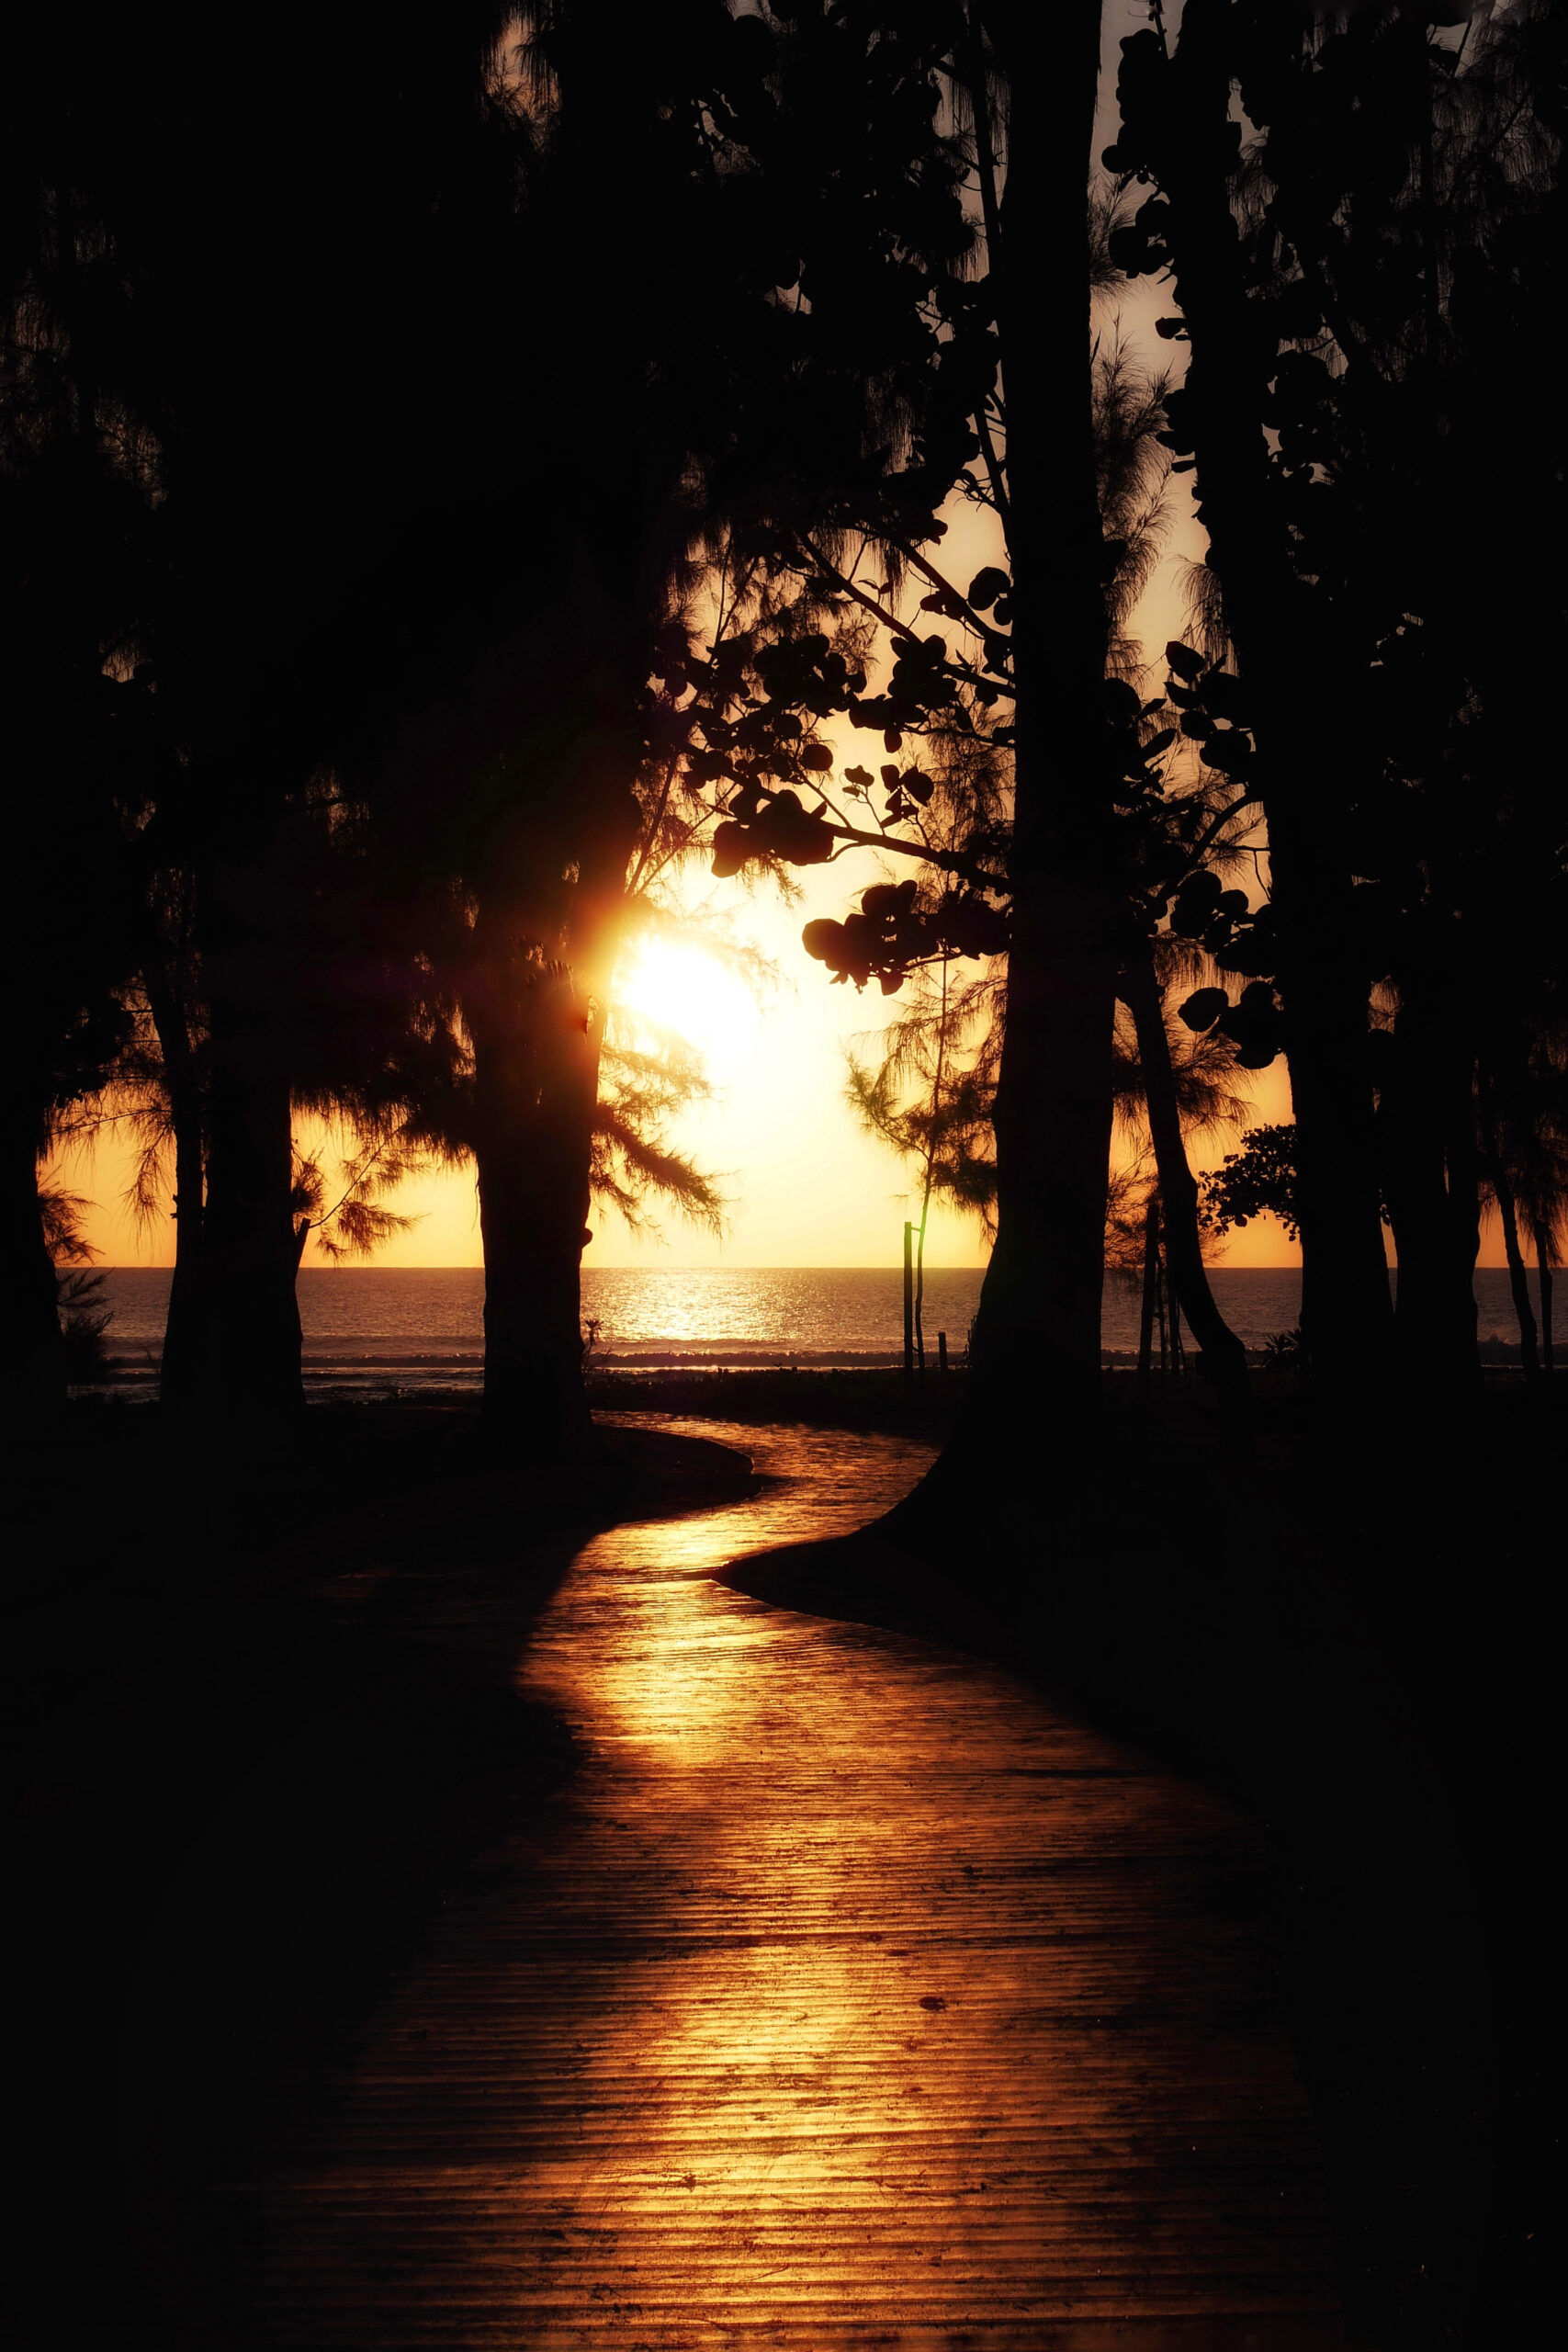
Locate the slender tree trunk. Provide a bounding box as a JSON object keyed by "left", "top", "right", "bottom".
{"left": 1121, "top": 957, "right": 1249, "bottom": 1412}
{"left": 914, "top": 1214, "right": 927, "bottom": 1374}
{"left": 6, "top": 1107, "right": 65, "bottom": 1420}
{"left": 913, "top": 963, "right": 946, "bottom": 1380}
{"left": 162, "top": 1090, "right": 208, "bottom": 1407}
{"left": 1534, "top": 1231, "right": 1555, "bottom": 1378}
{"left": 1484, "top": 1148, "right": 1540, "bottom": 1382}
{"left": 144, "top": 969, "right": 207, "bottom": 1409}
{"left": 1137, "top": 1196, "right": 1158, "bottom": 1402}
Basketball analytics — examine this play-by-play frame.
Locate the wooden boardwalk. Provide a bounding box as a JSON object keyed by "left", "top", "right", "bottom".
{"left": 254, "top": 1422, "right": 1344, "bottom": 2349}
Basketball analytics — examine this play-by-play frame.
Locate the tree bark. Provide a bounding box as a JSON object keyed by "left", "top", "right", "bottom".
{"left": 470, "top": 916, "right": 605, "bottom": 1464}
{"left": 1155, "top": 0, "right": 1393, "bottom": 1396}
{"left": 1137, "top": 1196, "right": 1158, "bottom": 1401}
{"left": 1484, "top": 1147, "right": 1540, "bottom": 1383}
{"left": 1121, "top": 956, "right": 1249, "bottom": 1411}
{"left": 1534, "top": 1230, "right": 1555, "bottom": 1378}
{"left": 162, "top": 1091, "right": 208, "bottom": 1402}
{"left": 469, "top": 724, "right": 641, "bottom": 1463}
{"left": 144, "top": 967, "right": 208, "bottom": 1409}
{"left": 894, "top": 0, "right": 1116, "bottom": 1510}
{"left": 189, "top": 1006, "right": 303, "bottom": 1416}
{"left": 1377, "top": 1009, "right": 1479, "bottom": 1397}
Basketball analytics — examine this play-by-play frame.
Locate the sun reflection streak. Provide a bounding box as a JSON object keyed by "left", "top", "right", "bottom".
{"left": 256, "top": 1419, "right": 1340, "bottom": 2346}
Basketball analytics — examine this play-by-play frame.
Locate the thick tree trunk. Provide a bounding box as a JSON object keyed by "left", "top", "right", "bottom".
{"left": 187, "top": 1003, "right": 303, "bottom": 1416}
{"left": 460, "top": 35, "right": 664, "bottom": 1462}
{"left": 1378, "top": 1013, "right": 1479, "bottom": 1396}
{"left": 469, "top": 920, "right": 605, "bottom": 1464}
{"left": 964, "top": 888, "right": 1122, "bottom": 1442}
{"left": 1275, "top": 911, "right": 1393, "bottom": 1392}
{"left": 468, "top": 718, "right": 640, "bottom": 1462}
{"left": 894, "top": 6, "right": 1115, "bottom": 1531}
{"left": 6, "top": 1108, "right": 65, "bottom": 1420}
{"left": 1157, "top": 0, "right": 1393, "bottom": 1396}
{"left": 1121, "top": 957, "right": 1249, "bottom": 1411}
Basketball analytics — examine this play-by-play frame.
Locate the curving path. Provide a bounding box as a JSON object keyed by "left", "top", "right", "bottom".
{"left": 256, "top": 1421, "right": 1343, "bottom": 2349}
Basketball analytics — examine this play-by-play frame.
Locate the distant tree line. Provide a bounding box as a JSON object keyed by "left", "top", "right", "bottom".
{"left": 6, "top": 1, "right": 1564, "bottom": 1446}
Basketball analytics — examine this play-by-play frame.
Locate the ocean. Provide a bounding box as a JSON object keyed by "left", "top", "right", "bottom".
{"left": 85, "top": 1264, "right": 1540, "bottom": 1399}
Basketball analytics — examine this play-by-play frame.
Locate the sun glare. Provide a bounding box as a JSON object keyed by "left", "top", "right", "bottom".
{"left": 616, "top": 938, "right": 761, "bottom": 1072}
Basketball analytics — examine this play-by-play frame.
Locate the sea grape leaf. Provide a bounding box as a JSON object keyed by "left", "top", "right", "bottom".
{"left": 1179, "top": 987, "right": 1230, "bottom": 1033}
{"left": 967, "top": 565, "right": 1010, "bottom": 611}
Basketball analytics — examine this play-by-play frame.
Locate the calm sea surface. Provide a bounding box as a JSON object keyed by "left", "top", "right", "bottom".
{"left": 88, "top": 1263, "right": 1538, "bottom": 1397}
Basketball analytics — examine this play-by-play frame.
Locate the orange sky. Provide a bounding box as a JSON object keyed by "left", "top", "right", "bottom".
{"left": 52, "top": 841, "right": 1302, "bottom": 1275}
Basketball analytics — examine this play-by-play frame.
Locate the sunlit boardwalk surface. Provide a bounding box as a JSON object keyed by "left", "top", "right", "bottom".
{"left": 257, "top": 1423, "right": 1342, "bottom": 2348}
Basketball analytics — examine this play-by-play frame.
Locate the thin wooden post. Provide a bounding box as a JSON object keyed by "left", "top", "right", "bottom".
{"left": 903, "top": 1222, "right": 915, "bottom": 1379}
{"left": 938, "top": 1330, "right": 949, "bottom": 1376}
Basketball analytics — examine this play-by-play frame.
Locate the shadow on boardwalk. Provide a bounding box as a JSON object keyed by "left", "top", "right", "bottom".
{"left": 12, "top": 1389, "right": 1558, "bottom": 2348}
{"left": 27, "top": 1413, "right": 1343, "bottom": 2350}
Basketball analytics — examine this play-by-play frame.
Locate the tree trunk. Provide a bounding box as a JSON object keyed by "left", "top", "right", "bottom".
{"left": 1157, "top": 0, "right": 1393, "bottom": 1396}
{"left": 190, "top": 1011, "right": 303, "bottom": 1415}
{"left": 959, "top": 884, "right": 1121, "bottom": 1448}
{"left": 1534, "top": 1231, "right": 1555, "bottom": 1378}
{"left": 1137, "top": 1195, "right": 1158, "bottom": 1402}
{"left": 1486, "top": 1152, "right": 1540, "bottom": 1383}
{"left": 161, "top": 1093, "right": 208, "bottom": 1405}
{"left": 144, "top": 969, "right": 208, "bottom": 1410}
{"left": 470, "top": 919, "right": 605, "bottom": 1464}
{"left": 1377, "top": 1011, "right": 1479, "bottom": 1397}
{"left": 1121, "top": 956, "right": 1249, "bottom": 1412}
{"left": 468, "top": 720, "right": 640, "bottom": 1463}
{"left": 1277, "top": 921, "right": 1393, "bottom": 1393}
{"left": 896, "top": 0, "right": 1115, "bottom": 1518}
{"left": 6, "top": 1107, "right": 65, "bottom": 1421}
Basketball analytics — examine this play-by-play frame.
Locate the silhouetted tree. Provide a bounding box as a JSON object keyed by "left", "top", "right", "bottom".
{"left": 1, "top": 119, "right": 149, "bottom": 1414}
{"left": 1109, "top": 0, "right": 1568, "bottom": 1409}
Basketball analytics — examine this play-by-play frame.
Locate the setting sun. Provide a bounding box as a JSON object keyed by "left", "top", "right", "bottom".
{"left": 614, "top": 936, "right": 761, "bottom": 1075}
